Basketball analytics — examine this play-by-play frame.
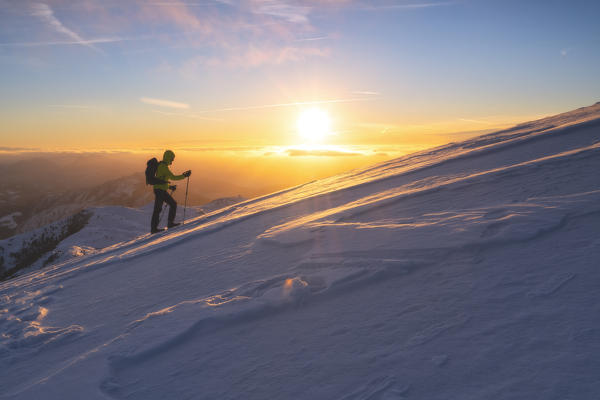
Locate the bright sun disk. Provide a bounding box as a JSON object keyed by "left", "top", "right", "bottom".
{"left": 297, "top": 108, "right": 331, "bottom": 143}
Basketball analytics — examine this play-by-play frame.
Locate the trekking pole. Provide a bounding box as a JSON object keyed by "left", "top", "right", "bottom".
{"left": 183, "top": 176, "right": 190, "bottom": 225}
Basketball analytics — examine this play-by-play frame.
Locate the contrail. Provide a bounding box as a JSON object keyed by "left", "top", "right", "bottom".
{"left": 362, "top": 2, "right": 456, "bottom": 11}
{"left": 152, "top": 110, "right": 224, "bottom": 121}
{"left": 141, "top": 97, "right": 190, "bottom": 109}
{"left": 0, "top": 38, "right": 125, "bottom": 47}
{"left": 29, "top": 3, "right": 103, "bottom": 53}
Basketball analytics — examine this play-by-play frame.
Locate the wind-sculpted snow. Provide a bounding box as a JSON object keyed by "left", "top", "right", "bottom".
{"left": 1, "top": 103, "right": 600, "bottom": 399}
{"left": 0, "top": 284, "right": 84, "bottom": 363}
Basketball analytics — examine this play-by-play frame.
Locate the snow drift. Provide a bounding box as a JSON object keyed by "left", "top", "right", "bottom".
{"left": 1, "top": 103, "right": 600, "bottom": 399}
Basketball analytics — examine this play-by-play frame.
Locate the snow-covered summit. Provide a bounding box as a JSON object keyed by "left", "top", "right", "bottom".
{"left": 1, "top": 103, "right": 600, "bottom": 399}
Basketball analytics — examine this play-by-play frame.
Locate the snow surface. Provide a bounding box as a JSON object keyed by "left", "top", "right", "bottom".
{"left": 0, "top": 212, "right": 21, "bottom": 229}
{"left": 1, "top": 103, "right": 600, "bottom": 399}
{"left": 1, "top": 204, "right": 205, "bottom": 278}
{"left": 2, "top": 196, "right": 245, "bottom": 278}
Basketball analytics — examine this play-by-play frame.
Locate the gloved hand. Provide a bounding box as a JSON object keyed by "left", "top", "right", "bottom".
{"left": 169, "top": 185, "right": 177, "bottom": 191}
{"left": 183, "top": 170, "right": 192, "bottom": 178}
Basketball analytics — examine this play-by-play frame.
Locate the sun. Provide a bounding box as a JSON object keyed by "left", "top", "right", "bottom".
{"left": 297, "top": 108, "right": 331, "bottom": 143}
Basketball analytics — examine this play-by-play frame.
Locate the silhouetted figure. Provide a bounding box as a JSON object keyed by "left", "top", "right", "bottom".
{"left": 151, "top": 150, "right": 191, "bottom": 233}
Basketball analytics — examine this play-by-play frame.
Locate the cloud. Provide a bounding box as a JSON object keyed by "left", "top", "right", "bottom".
{"left": 0, "top": 146, "right": 40, "bottom": 152}
{"left": 251, "top": 1, "right": 311, "bottom": 23}
{"left": 141, "top": 97, "right": 190, "bottom": 109}
{"left": 48, "top": 104, "right": 99, "bottom": 109}
{"left": 191, "top": 44, "right": 330, "bottom": 69}
{"left": 0, "top": 37, "right": 126, "bottom": 47}
{"left": 457, "top": 118, "right": 493, "bottom": 125}
{"left": 360, "top": 1, "right": 456, "bottom": 11}
{"left": 152, "top": 109, "right": 223, "bottom": 121}
{"left": 10, "top": 1, "right": 334, "bottom": 70}
{"left": 29, "top": 3, "right": 103, "bottom": 52}
{"left": 176, "top": 146, "right": 264, "bottom": 152}
{"left": 295, "top": 35, "right": 331, "bottom": 42}
{"left": 131, "top": 0, "right": 328, "bottom": 71}
{"left": 286, "top": 148, "right": 362, "bottom": 157}
{"left": 352, "top": 90, "right": 381, "bottom": 96}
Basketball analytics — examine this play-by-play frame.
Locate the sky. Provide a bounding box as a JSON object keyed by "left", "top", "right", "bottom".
{"left": 1, "top": 0, "right": 599, "bottom": 159}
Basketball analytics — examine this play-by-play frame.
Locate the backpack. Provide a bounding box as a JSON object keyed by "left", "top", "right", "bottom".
{"left": 145, "top": 158, "right": 167, "bottom": 185}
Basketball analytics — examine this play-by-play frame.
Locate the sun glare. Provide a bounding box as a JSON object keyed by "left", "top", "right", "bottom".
{"left": 297, "top": 108, "right": 331, "bottom": 143}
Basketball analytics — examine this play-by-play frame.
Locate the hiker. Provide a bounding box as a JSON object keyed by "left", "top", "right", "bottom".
{"left": 150, "top": 150, "right": 191, "bottom": 233}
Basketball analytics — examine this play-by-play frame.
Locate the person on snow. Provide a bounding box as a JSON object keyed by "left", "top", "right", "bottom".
{"left": 151, "top": 150, "right": 191, "bottom": 234}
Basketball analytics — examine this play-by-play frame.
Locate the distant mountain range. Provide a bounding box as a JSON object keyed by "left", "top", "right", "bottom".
{"left": 0, "top": 172, "right": 155, "bottom": 240}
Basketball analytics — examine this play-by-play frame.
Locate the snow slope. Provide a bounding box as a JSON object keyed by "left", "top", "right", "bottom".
{"left": 0, "top": 204, "right": 206, "bottom": 279}
{"left": 1, "top": 196, "right": 244, "bottom": 279}
{"left": 1, "top": 103, "right": 600, "bottom": 399}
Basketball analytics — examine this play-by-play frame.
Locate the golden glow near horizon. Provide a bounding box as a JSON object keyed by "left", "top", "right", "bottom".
{"left": 297, "top": 108, "right": 332, "bottom": 143}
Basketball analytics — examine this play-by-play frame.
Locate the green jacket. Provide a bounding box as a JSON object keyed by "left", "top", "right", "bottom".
{"left": 153, "top": 161, "right": 185, "bottom": 191}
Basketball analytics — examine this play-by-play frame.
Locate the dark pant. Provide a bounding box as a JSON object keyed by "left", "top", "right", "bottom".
{"left": 151, "top": 189, "right": 177, "bottom": 230}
